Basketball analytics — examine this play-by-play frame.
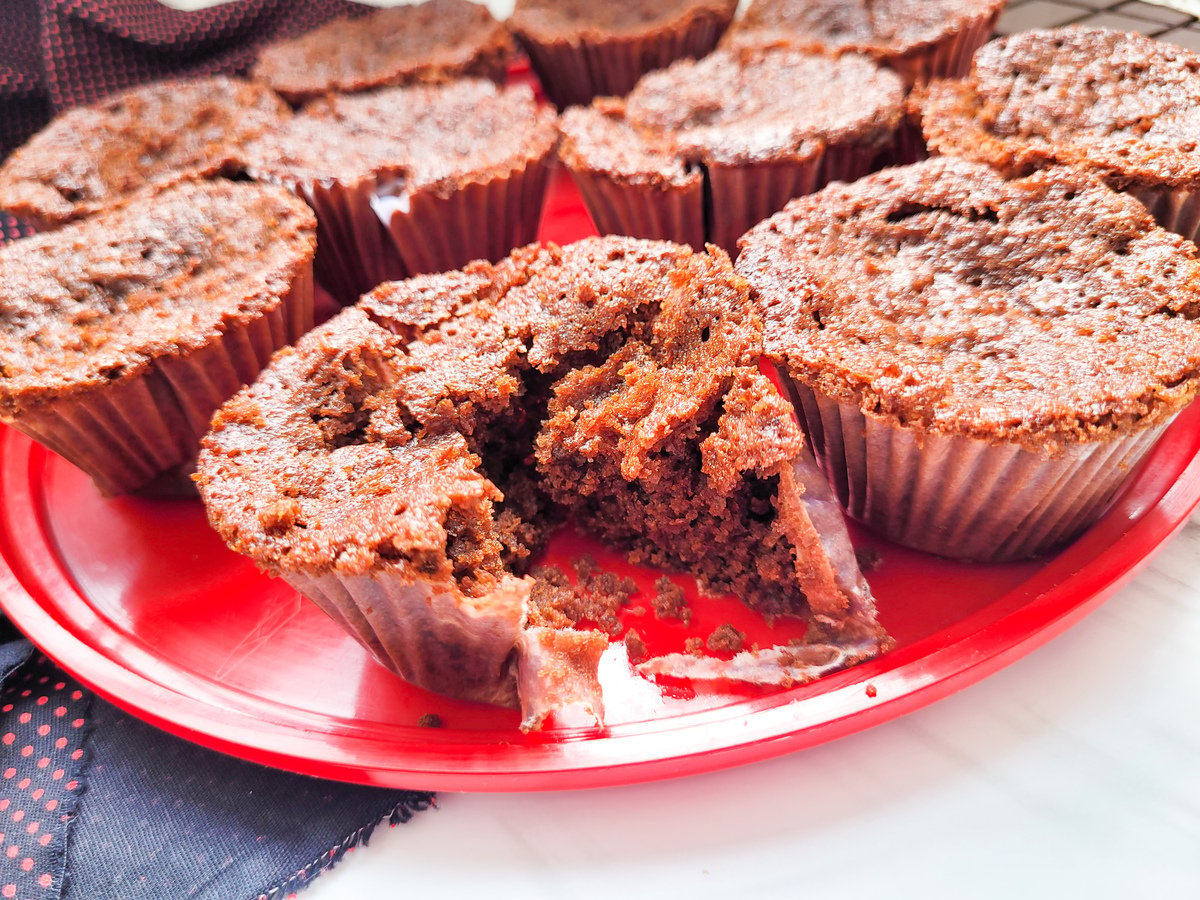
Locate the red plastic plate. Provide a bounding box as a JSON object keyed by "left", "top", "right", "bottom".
{"left": 2, "top": 173, "right": 1200, "bottom": 792}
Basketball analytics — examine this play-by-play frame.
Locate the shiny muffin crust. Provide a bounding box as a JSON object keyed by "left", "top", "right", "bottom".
{"left": 251, "top": 0, "right": 514, "bottom": 104}
{"left": 738, "top": 157, "right": 1200, "bottom": 451}
{"left": 0, "top": 77, "right": 288, "bottom": 229}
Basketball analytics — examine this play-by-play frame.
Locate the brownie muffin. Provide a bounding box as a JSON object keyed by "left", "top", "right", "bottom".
{"left": 196, "top": 236, "right": 889, "bottom": 726}
{"left": 251, "top": 0, "right": 514, "bottom": 105}
{"left": 738, "top": 158, "right": 1200, "bottom": 561}
{"left": 245, "top": 78, "right": 557, "bottom": 304}
{"left": 0, "top": 77, "right": 288, "bottom": 230}
{"left": 0, "top": 179, "right": 316, "bottom": 497}
{"left": 558, "top": 44, "right": 903, "bottom": 253}
{"left": 509, "top": 0, "right": 738, "bottom": 109}
{"left": 729, "top": 0, "right": 1006, "bottom": 88}
{"left": 918, "top": 27, "right": 1200, "bottom": 246}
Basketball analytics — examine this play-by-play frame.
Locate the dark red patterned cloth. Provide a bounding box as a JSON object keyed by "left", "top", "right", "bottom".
{"left": 0, "top": 0, "right": 367, "bottom": 159}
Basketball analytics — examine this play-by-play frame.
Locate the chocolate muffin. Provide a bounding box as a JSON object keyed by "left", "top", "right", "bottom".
{"left": 0, "top": 77, "right": 288, "bottom": 230}
{"left": 509, "top": 0, "right": 738, "bottom": 109}
{"left": 196, "top": 236, "right": 889, "bottom": 726}
{"left": 0, "top": 179, "right": 316, "bottom": 497}
{"left": 244, "top": 78, "right": 557, "bottom": 304}
{"left": 729, "top": 0, "right": 1006, "bottom": 88}
{"left": 738, "top": 157, "right": 1200, "bottom": 562}
{"left": 251, "top": 0, "right": 514, "bottom": 105}
{"left": 918, "top": 27, "right": 1200, "bottom": 246}
{"left": 558, "top": 44, "right": 903, "bottom": 253}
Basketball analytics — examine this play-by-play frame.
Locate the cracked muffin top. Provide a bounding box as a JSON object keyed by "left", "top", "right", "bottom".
{"left": 251, "top": 0, "right": 513, "bottom": 104}
{"left": 919, "top": 27, "right": 1200, "bottom": 191}
{"left": 0, "top": 77, "right": 288, "bottom": 228}
{"left": 0, "top": 179, "right": 316, "bottom": 418}
{"left": 738, "top": 157, "right": 1200, "bottom": 450}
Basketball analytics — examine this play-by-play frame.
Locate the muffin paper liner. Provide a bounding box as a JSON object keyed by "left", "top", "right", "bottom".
{"left": 779, "top": 371, "right": 1172, "bottom": 562}
{"left": 884, "top": 113, "right": 929, "bottom": 168}
{"left": 263, "top": 153, "right": 553, "bottom": 305}
{"left": 284, "top": 570, "right": 609, "bottom": 729}
{"left": 568, "top": 168, "right": 707, "bottom": 249}
{"left": 376, "top": 154, "right": 553, "bottom": 281}
{"left": 284, "top": 570, "right": 529, "bottom": 709}
{"left": 886, "top": 7, "right": 1000, "bottom": 88}
{"left": 521, "top": 13, "right": 731, "bottom": 109}
{"left": 707, "top": 152, "right": 829, "bottom": 254}
{"left": 1129, "top": 186, "right": 1200, "bottom": 249}
{"left": 568, "top": 137, "right": 889, "bottom": 255}
{"left": 8, "top": 265, "right": 314, "bottom": 497}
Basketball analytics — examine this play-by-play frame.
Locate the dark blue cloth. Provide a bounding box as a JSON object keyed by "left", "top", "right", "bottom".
{"left": 0, "top": 644, "right": 432, "bottom": 900}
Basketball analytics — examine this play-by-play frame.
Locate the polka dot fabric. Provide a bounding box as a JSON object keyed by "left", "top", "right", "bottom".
{"left": 0, "top": 651, "right": 91, "bottom": 900}
{"left": 0, "top": 0, "right": 364, "bottom": 160}
{"left": 0, "top": 639, "right": 432, "bottom": 900}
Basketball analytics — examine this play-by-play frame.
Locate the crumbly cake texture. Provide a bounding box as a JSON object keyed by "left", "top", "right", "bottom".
{"left": 919, "top": 27, "right": 1200, "bottom": 192}
{"left": 730, "top": 0, "right": 1005, "bottom": 86}
{"left": 0, "top": 179, "right": 317, "bottom": 496}
{"left": 558, "top": 45, "right": 903, "bottom": 252}
{"left": 738, "top": 158, "right": 1200, "bottom": 560}
{"left": 197, "top": 236, "right": 888, "bottom": 726}
{"left": 509, "top": 0, "right": 739, "bottom": 109}
{"left": 0, "top": 77, "right": 288, "bottom": 229}
{"left": 251, "top": 0, "right": 514, "bottom": 104}
{"left": 244, "top": 79, "right": 558, "bottom": 304}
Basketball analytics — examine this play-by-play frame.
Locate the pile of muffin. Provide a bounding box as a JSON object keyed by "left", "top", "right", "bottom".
{"left": 2, "top": 0, "right": 1200, "bottom": 729}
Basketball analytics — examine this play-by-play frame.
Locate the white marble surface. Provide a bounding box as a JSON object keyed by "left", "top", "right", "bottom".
{"left": 301, "top": 513, "right": 1200, "bottom": 900}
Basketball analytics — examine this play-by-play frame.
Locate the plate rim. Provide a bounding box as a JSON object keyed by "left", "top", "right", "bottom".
{"left": 2, "top": 408, "right": 1199, "bottom": 792}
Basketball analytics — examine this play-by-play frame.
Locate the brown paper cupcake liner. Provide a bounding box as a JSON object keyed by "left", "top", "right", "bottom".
{"left": 707, "top": 156, "right": 824, "bottom": 254}
{"left": 8, "top": 265, "right": 314, "bottom": 497}
{"left": 1129, "top": 186, "right": 1200, "bottom": 249}
{"left": 378, "top": 154, "right": 554, "bottom": 280}
{"left": 887, "top": 7, "right": 1000, "bottom": 88}
{"left": 780, "top": 373, "right": 1172, "bottom": 562}
{"left": 284, "top": 570, "right": 530, "bottom": 709}
{"left": 266, "top": 155, "right": 553, "bottom": 305}
{"left": 567, "top": 133, "right": 891, "bottom": 255}
{"left": 818, "top": 141, "right": 893, "bottom": 187}
{"left": 522, "top": 14, "right": 730, "bottom": 109}
{"left": 568, "top": 168, "right": 707, "bottom": 249}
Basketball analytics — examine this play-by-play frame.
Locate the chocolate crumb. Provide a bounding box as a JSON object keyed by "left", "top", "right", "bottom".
{"left": 855, "top": 546, "right": 884, "bottom": 572}
{"left": 624, "top": 628, "right": 648, "bottom": 664}
{"left": 684, "top": 636, "right": 705, "bottom": 656}
{"left": 526, "top": 559, "right": 638, "bottom": 635}
{"left": 652, "top": 576, "right": 692, "bottom": 626}
{"left": 417, "top": 713, "right": 443, "bottom": 728}
{"left": 706, "top": 622, "right": 745, "bottom": 654}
